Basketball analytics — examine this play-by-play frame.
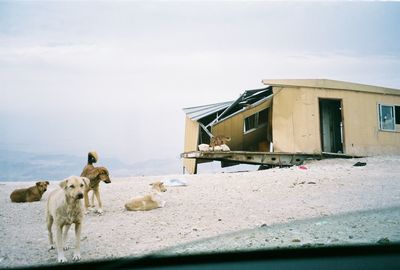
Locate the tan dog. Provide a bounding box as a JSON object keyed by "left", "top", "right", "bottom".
{"left": 46, "top": 176, "right": 89, "bottom": 263}
{"left": 80, "top": 151, "right": 111, "bottom": 214}
{"left": 210, "top": 135, "right": 231, "bottom": 149}
{"left": 10, "top": 181, "right": 49, "bottom": 202}
{"left": 125, "top": 181, "right": 167, "bottom": 211}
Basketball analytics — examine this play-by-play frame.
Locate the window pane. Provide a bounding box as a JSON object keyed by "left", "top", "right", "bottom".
{"left": 244, "top": 114, "right": 256, "bottom": 132}
{"left": 380, "top": 105, "right": 395, "bottom": 130}
{"left": 395, "top": 106, "right": 400, "bottom": 125}
{"left": 258, "top": 109, "right": 268, "bottom": 126}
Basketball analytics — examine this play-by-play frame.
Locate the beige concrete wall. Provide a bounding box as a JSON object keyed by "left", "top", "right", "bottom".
{"left": 212, "top": 99, "right": 272, "bottom": 151}
{"left": 183, "top": 116, "right": 199, "bottom": 174}
{"left": 212, "top": 113, "right": 244, "bottom": 151}
{"left": 272, "top": 86, "right": 400, "bottom": 155}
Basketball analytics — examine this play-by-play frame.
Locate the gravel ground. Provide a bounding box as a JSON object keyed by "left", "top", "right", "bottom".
{"left": 1, "top": 156, "right": 400, "bottom": 268}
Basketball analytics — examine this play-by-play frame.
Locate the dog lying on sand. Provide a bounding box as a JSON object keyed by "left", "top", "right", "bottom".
{"left": 125, "top": 181, "right": 167, "bottom": 211}
{"left": 80, "top": 151, "right": 111, "bottom": 214}
{"left": 46, "top": 176, "right": 89, "bottom": 263}
{"left": 10, "top": 181, "right": 49, "bottom": 202}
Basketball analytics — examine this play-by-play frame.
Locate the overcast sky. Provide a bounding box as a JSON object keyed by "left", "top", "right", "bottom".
{"left": 1, "top": 1, "right": 400, "bottom": 163}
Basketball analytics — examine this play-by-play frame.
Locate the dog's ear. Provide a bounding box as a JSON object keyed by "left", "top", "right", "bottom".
{"left": 99, "top": 167, "right": 109, "bottom": 175}
{"left": 59, "top": 179, "right": 68, "bottom": 189}
{"left": 82, "top": 177, "right": 90, "bottom": 187}
{"left": 45, "top": 181, "right": 50, "bottom": 185}
{"left": 35, "top": 182, "right": 40, "bottom": 187}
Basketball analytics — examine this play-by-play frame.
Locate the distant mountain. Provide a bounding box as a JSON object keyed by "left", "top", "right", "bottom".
{"left": 0, "top": 150, "right": 182, "bottom": 181}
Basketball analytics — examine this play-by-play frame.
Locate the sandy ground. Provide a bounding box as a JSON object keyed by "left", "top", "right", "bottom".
{"left": 1, "top": 156, "right": 400, "bottom": 268}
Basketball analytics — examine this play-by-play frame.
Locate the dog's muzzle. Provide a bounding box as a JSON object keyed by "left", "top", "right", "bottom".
{"left": 76, "top": 193, "right": 83, "bottom": 199}
{"left": 105, "top": 180, "right": 111, "bottom": 184}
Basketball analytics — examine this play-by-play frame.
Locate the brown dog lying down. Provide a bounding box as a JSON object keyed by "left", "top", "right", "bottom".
{"left": 10, "top": 181, "right": 49, "bottom": 202}
{"left": 125, "top": 181, "right": 167, "bottom": 211}
{"left": 80, "top": 151, "right": 111, "bottom": 214}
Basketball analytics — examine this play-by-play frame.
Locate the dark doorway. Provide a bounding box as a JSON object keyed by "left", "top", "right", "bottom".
{"left": 319, "top": 99, "right": 343, "bottom": 153}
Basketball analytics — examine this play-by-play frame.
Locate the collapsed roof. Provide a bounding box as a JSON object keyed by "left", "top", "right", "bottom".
{"left": 183, "top": 86, "right": 272, "bottom": 127}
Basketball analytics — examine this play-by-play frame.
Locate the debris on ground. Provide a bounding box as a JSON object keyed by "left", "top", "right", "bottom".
{"left": 353, "top": 162, "right": 367, "bottom": 167}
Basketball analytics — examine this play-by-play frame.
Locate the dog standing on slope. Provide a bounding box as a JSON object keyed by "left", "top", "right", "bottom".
{"left": 46, "top": 176, "right": 89, "bottom": 263}
{"left": 80, "top": 151, "right": 111, "bottom": 214}
{"left": 125, "top": 181, "right": 167, "bottom": 211}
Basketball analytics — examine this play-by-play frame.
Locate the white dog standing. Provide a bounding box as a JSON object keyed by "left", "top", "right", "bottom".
{"left": 46, "top": 176, "right": 89, "bottom": 263}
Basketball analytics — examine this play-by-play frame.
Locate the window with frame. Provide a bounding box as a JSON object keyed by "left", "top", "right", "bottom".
{"left": 378, "top": 104, "right": 400, "bottom": 131}
{"left": 244, "top": 114, "right": 256, "bottom": 132}
{"left": 244, "top": 108, "right": 268, "bottom": 133}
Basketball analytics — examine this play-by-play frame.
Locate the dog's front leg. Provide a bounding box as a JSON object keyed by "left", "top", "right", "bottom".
{"left": 159, "top": 200, "right": 166, "bottom": 208}
{"left": 47, "top": 214, "right": 55, "bottom": 250}
{"left": 84, "top": 190, "right": 90, "bottom": 213}
{"left": 62, "top": 224, "right": 71, "bottom": 250}
{"left": 56, "top": 225, "right": 67, "bottom": 263}
{"left": 94, "top": 189, "right": 103, "bottom": 214}
{"left": 90, "top": 191, "right": 95, "bottom": 208}
{"left": 73, "top": 222, "right": 82, "bottom": 261}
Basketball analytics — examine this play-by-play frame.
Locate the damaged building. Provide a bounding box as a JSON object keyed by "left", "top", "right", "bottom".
{"left": 182, "top": 79, "right": 400, "bottom": 174}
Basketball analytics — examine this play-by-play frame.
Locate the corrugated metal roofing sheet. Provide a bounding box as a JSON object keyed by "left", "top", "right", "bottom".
{"left": 212, "top": 87, "right": 272, "bottom": 123}
{"left": 183, "top": 87, "right": 272, "bottom": 123}
{"left": 183, "top": 101, "right": 234, "bottom": 121}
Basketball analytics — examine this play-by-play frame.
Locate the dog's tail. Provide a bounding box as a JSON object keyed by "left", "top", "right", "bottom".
{"left": 88, "top": 151, "right": 98, "bottom": 165}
